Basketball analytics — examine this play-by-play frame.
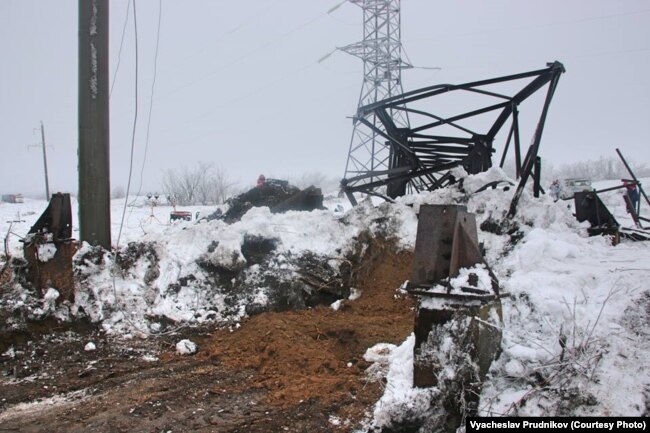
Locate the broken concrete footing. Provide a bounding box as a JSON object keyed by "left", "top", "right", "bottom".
{"left": 413, "top": 297, "right": 502, "bottom": 431}
{"left": 413, "top": 298, "right": 502, "bottom": 388}
{"left": 24, "top": 241, "right": 78, "bottom": 303}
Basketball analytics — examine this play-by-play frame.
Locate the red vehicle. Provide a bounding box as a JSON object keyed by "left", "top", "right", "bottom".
{"left": 170, "top": 211, "right": 192, "bottom": 222}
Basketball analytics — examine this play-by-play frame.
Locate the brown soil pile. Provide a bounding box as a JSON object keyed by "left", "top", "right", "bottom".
{"left": 201, "top": 240, "right": 415, "bottom": 420}
{"left": 0, "top": 239, "right": 416, "bottom": 432}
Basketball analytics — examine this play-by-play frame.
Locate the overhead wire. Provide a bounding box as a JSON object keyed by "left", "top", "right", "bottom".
{"left": 150, "top": 0, "right": 384, "bottom": 150}
{"left": 400, "top": 6, "right": 650, "bottom": 77}
{"left": 187, "top": 61, "right": 319, "bottom": 123}
{"left": 404, "top": 7, "right": 650, "bottom": 45}
{"left": 157, "top": 0, "right": 358, "bottom": 134}
{"left": 134, "top": 0, "right": 162, "bottom": 199}
{"left": 117, "top": 1, "right": 357, "bottom": 185}
{"left": 110, "top": 0, "right": 132, "bottom": 98}
{"left": 152, "top": 62, "right": 358, "bottom": 148}
{"left": 165, "top": 0, "right": 284, "bottom": 72}
{"left": 116, "top": 0, "right": 139, "bottom": 248}
{"left": 165, "top": 41, "right": 361, "bottom": 132}
{"left": 162, "top": 5, "right": 334, "bottom": 98}
{"left": 110, "top": 1, "right": 188, "bottom": 337}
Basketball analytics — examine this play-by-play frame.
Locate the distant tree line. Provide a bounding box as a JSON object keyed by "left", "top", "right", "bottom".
{"left": 162, "top": 162, "right": 237, "bottom": 206}
{"left": 503, "top": 156, "right": 650, "bottom": 185}
{"left": 554, "top": 156, "right": 650, "bottom": 181}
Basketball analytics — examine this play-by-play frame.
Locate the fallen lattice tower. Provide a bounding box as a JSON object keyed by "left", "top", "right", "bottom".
{"left": 342, "top": 61, "right": 565, "bottom": 219}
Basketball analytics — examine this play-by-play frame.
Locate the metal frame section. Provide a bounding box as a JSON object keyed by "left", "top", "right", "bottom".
{"left": 340, "top": 62, "right": 565, "bottom": 210}
{"left": 341, "top": 0, "right": 412, "bottom": 193}
{"left": 617, "top": 148, "right": 650, "bottom": 220}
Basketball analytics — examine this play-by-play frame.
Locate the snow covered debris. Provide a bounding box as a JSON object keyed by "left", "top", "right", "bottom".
{"left": 57, "top": 194, "right": 422, "bottom": 334}
{"left": 329, "top": 415, "right": 342, "bottom": 426}
{"left": 3, "top": 347, "right": 16, "bottom": 359}
{"left": 176, "top": 339, "right": 197, "bottom": 355}
{"left": 357, "top": 172, "right": 650, "bottom": 429}
{"left": 84, "top": 342, "right": 96, "bottom": 352}
{"left": 348, "top": 288, "right": 362, "bottom": 301}
{"left": 448, "top": 264, "right": 494, "bottom": 293}
{"left": 41, "top": 288, "right": 59, "bottom": 315}
{"left": 37, "top": 243, "right": 57, "bottom": 262}
{"left": 363, "top": 335, "right": 439, "bottom": 431}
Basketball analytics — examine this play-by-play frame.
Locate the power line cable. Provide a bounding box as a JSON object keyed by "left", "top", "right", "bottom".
{"left": 134, "top": 0, "right": 162, "bottom": 199}
{"left": 434, "top": 45, "right": 650, "bottom": 74}
{"left": 188, "top": 61, "right": 319, "bottom": 123}
{"left": 158, "top": 79, "right": 360, "bottom": 151}
{"left": 167, "top": 0, "right": 284, "bottom": 71}
{"left": 110, "top": 0, "right": 132, "bottom": 98}
{"left": 116, "top": 0, "right": 139, "bottom": 248}
{"left": 162, "top": 5, "right": 333, "bottom": 98}
{"left": 110, "top": 0, "right": 183, "bottom": 337}
{"left": 405, "top": 7, "right": 650, "bottom": 45}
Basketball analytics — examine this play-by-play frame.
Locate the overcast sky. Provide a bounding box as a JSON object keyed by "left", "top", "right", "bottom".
{"left": 1, "top": 0, "right": 649, "bottom": 197}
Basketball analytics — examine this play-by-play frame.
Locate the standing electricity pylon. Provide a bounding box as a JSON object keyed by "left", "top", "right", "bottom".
{"left": 340, "top": 0, "right": 412, "bottom": 204}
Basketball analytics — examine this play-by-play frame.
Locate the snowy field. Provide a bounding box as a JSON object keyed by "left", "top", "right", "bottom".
{"left": 1, "top": 171, "right": 650, "bottom": 425}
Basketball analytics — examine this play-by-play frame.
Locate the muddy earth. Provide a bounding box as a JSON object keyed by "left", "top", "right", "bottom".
{"left": 0, "top": 247, "right": 414, "bottom": 432}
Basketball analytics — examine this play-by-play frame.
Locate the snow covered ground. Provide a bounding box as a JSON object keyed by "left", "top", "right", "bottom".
{"left": 1, "top": 191, "right": 382, "bottom": 334}
{"left": 1, "top": 171, "right": 649, "bottom": 426}
{"left": 359, "top": 175, "right": 650, "bottom": 428}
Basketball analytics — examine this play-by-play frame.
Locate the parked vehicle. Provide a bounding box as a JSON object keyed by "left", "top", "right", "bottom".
{"left": 560, "top": 179, "right": 592, "bottom": 199}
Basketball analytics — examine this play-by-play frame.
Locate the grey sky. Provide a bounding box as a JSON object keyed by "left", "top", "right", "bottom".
{"left": 1, "top": 0, "right": 649, "bottom": 197}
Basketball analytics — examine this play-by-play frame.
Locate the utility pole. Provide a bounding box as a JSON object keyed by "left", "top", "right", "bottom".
{"left": 29, "top": 121, "right": 51, "bottom": 200}
{"left": 39, "top": 122, "right": 51, "bottom": 200}
{"left": 79, "top": 0, "right": 111, "bottom": 248}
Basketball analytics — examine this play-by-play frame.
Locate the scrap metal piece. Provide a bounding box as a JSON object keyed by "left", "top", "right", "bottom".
{"left": 572, "top": 188, "right": 649, "bottom": 242}
{"left": 23, "top": 193, "right": 77, "bottom": 302}
{"left": 617, "top": 148, "right": 650, "bottom": 215}
{"left": 27, "top": 193, "right": 72, "bottom": 242}
{"left": 408, "top": 204, "right": 499, "bottom": 295}
{"left": 573, "top": 190, "right": 620, "bottom": 243}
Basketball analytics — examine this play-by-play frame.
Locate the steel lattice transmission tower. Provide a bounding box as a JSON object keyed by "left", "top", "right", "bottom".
{"left": 341, "top": 0, "right": 412, "bottom": 202}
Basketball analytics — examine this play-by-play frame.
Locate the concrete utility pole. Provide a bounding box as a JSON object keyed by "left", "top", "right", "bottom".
{"left": 79, "top": 0, "right": 111, "bottom": 248}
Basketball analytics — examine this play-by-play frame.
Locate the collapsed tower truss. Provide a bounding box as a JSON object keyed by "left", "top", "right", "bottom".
{"left": 341, "top": 61, "right": 565, "bottom": 216}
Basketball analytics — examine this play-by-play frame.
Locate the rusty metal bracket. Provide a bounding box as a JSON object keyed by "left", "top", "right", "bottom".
{"left": 406, "top": 204, "right": 499, "bottom": 297}
{"left": 26, "top": 193, "right": 73, "bottom": 242}
{"left": 23, "top": 193, "right": 77, "bottom": 302}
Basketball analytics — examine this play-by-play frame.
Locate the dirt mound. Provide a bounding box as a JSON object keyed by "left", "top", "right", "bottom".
{"left": 0, "top": 238, "right": 416, "bottom": 432}
{"left": 202, "top": 239, "right": 415, "bottom": 421}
